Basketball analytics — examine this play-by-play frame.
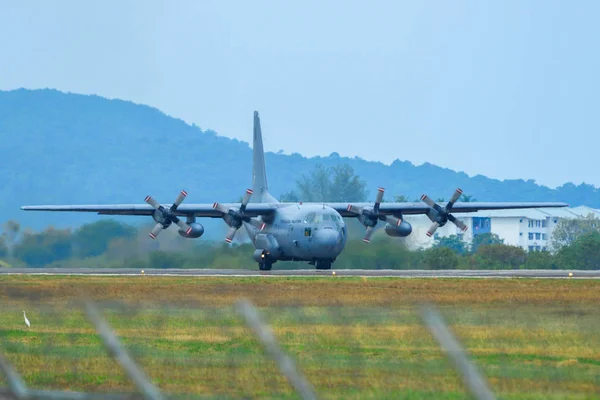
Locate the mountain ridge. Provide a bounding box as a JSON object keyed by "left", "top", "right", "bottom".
{"left": 1, "top": 88, "right": 598, "bottom": 233}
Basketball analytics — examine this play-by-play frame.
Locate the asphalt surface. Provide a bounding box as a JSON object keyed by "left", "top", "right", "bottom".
{"left": 0, "top": 268, "right": 598, "bottom": 278}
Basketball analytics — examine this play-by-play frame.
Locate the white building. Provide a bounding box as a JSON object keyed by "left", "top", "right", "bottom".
{"left": 403, "top": 206, "right": 600, "bottom": 252}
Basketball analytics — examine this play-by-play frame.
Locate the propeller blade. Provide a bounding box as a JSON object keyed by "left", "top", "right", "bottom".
{"left": 242, "top": 189, "right": 253, "bottom": 206}
{"left": 384, "top": 215, "right": 402, "bottom": 227}
{"left": 420, "top": 194, "right": 436, "bottom": 208}
{"left": 426, "top": 222, "right": 440, "bottom": 237}
{"left": 239, "top": 189, "right": 253, "bottom": 213}
{"left": 448, "top": 214, "right": 468, "bottom": 232}
{"left": 145, "top": 196, "right": 161, "bottom": 210}
{"left": 212, "top": 202, "right": 229, "bottom": 214}
{"left": 374, "top": 187, "right": 385, "bottom": 211}
{"left": 149, "top": 223, "right": 163, "bottom": 239}
{"left": 363, "top": 226, "right": 375, "bottom": 243}
{"left": 171, "top": 190, "right": 188, "bottom": 210}
{"left": 447, "top": 188, "right": 463, "bottom": 208}
{"left": 171, "top": 215, "right": 191, "bottom": 233}
{"left": 346, "top": 204, "right": 362, "bottom": 215}
{"left": 224, "top": 226, "right": 239, "bottom": 243}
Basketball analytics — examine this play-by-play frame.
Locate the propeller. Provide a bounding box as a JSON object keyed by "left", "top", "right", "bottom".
{"left": 346, "top": 187, "right": 402, "bottom": 243}
{"left": 213, "top": 189, "right": 266, "bottom": 243}
{"left": 145, "top": 190, "right": 192, "bottom": 239}
{"left": 420, "top": 188, "right": 468, "bottom": 237}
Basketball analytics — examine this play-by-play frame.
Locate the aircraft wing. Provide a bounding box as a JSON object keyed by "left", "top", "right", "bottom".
{"left": 330, "top": 201, "right": 569, "bottom": 217}
{"left": 20, "top": 203, "right": 284, "bottom": 217}
{"left": 21, "top": 201, "right": 569, "bottom": 217}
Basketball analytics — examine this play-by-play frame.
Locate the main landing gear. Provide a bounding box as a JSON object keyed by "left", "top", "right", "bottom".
{"left": 254, "top": 249, "right": 275, "bottom": 271}
{"left": 258, "top": 261, "right": 273, "bottom": 271}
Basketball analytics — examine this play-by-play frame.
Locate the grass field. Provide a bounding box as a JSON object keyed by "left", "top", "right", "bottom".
{"left": 0, "top": 276, "right": 599, "bottom": 399}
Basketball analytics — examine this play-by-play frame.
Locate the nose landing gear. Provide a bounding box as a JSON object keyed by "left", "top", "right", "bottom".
{"left": 315, "top": 260, "right": 332, "bottom": 270}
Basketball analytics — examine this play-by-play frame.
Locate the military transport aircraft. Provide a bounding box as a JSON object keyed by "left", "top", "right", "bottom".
{"left": 22, "top": 111, "right": 568, "bottom": 270}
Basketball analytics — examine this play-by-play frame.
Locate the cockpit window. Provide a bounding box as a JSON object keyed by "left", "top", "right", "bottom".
{"left": 330, "top": 213, "right": 343, "bottom": 228}
{"left": 305, "top": 211, "right": 343, "bottom": 227}
{"left": 304, "top": 212, "right": 316, "bottom": 223}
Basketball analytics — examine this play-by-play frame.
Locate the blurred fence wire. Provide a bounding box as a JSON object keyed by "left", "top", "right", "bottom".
{"left": 0, "top": 289, "right": 502, "bottom": 400}
{"left": 418, "top": 304, "right": 496, "bottom": 400}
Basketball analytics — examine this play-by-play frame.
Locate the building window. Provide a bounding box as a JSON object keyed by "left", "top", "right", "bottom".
{"left": 528, "top": 220, "right": 533, "bottom": 228}
{"left": 528, "top": 246, "right": 534, "bottom": 252}
{"left": 304, "top": 227, "right": 312, "bottom": 237}
{"left": 542, "top": 220, "right": 548, "bottom": 228}
{"left": 519, "top": 232, "right": 523, "bottom": 236}
{"left": 535, "top": 233, "right": 541, "bottom": 240}
{"left": 542, "top": 233, "right": 547, "bottom": 240}
{"left": 473, "top": 217, "right": 491, "bottom": 233}
{"left": 528, "top": 233, "right": 534, "bottom": 240}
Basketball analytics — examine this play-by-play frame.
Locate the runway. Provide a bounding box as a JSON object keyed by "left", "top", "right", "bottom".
{"left": 0, "top": 268, "right": 598, "bottom": 278}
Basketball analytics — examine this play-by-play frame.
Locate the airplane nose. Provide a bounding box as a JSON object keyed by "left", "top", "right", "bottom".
{"left": 314, "top": 228, "right": 343, "bottom": 253}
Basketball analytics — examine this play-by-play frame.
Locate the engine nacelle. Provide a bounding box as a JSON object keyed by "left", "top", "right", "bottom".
{"left": 385, "top": 221, "right": 412, "bottom": 237}
{"left": 253, "top": 249, "right": 270, "bottom": 263}
{"left": 253, "top": 233, "right": 283, "bottom": 260}
{"left": 178, "top": 222, "right": 204, "bottom": 238}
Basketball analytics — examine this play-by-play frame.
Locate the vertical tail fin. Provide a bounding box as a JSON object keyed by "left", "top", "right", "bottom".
{"left": 252, "top": 111, "right": 277, "bottom": 203}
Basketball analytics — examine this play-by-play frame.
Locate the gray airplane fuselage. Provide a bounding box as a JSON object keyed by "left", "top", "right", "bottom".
{"left": 244, "top": 204, "right": 346, "bottom": 265}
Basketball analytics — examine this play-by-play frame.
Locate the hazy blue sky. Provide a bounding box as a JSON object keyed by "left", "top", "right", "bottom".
{"left": 1, "top": 1, "right": 598, "bottom": 188}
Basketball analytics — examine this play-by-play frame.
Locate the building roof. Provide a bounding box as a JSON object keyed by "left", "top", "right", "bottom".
{"left": 537, "top": 208, "right": 583, "bottom": 218}
{"left": 567, "top": 205, "right": 600, "bottom": 218}
{"left": 458, "top": 208, "right": 553, "bottom": 219}
{"left": 456, "top": 206, "right": 600, "bottom": 219}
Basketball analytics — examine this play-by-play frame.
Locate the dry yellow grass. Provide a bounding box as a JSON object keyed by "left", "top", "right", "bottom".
{"left": 0, "top": 276, "right": 599, "bottom": 399}
{"left": 1, "top": 275, "right": 598, "bottom": 306}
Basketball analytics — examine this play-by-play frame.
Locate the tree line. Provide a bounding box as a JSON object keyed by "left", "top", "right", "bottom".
{"left": 1, "top": 214, "right": 599, "bottom": 270}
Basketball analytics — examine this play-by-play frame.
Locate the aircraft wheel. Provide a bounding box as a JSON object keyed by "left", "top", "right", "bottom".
{"left": 259, "top": 262, "right": 272, "bottom": 271}
{"left": 316, "top": 261, "right": 332, "bottom": 270}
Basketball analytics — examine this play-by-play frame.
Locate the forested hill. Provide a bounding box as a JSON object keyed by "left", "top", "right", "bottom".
{"left": 1, "top": 88, "right": 599, "bottom": 231}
